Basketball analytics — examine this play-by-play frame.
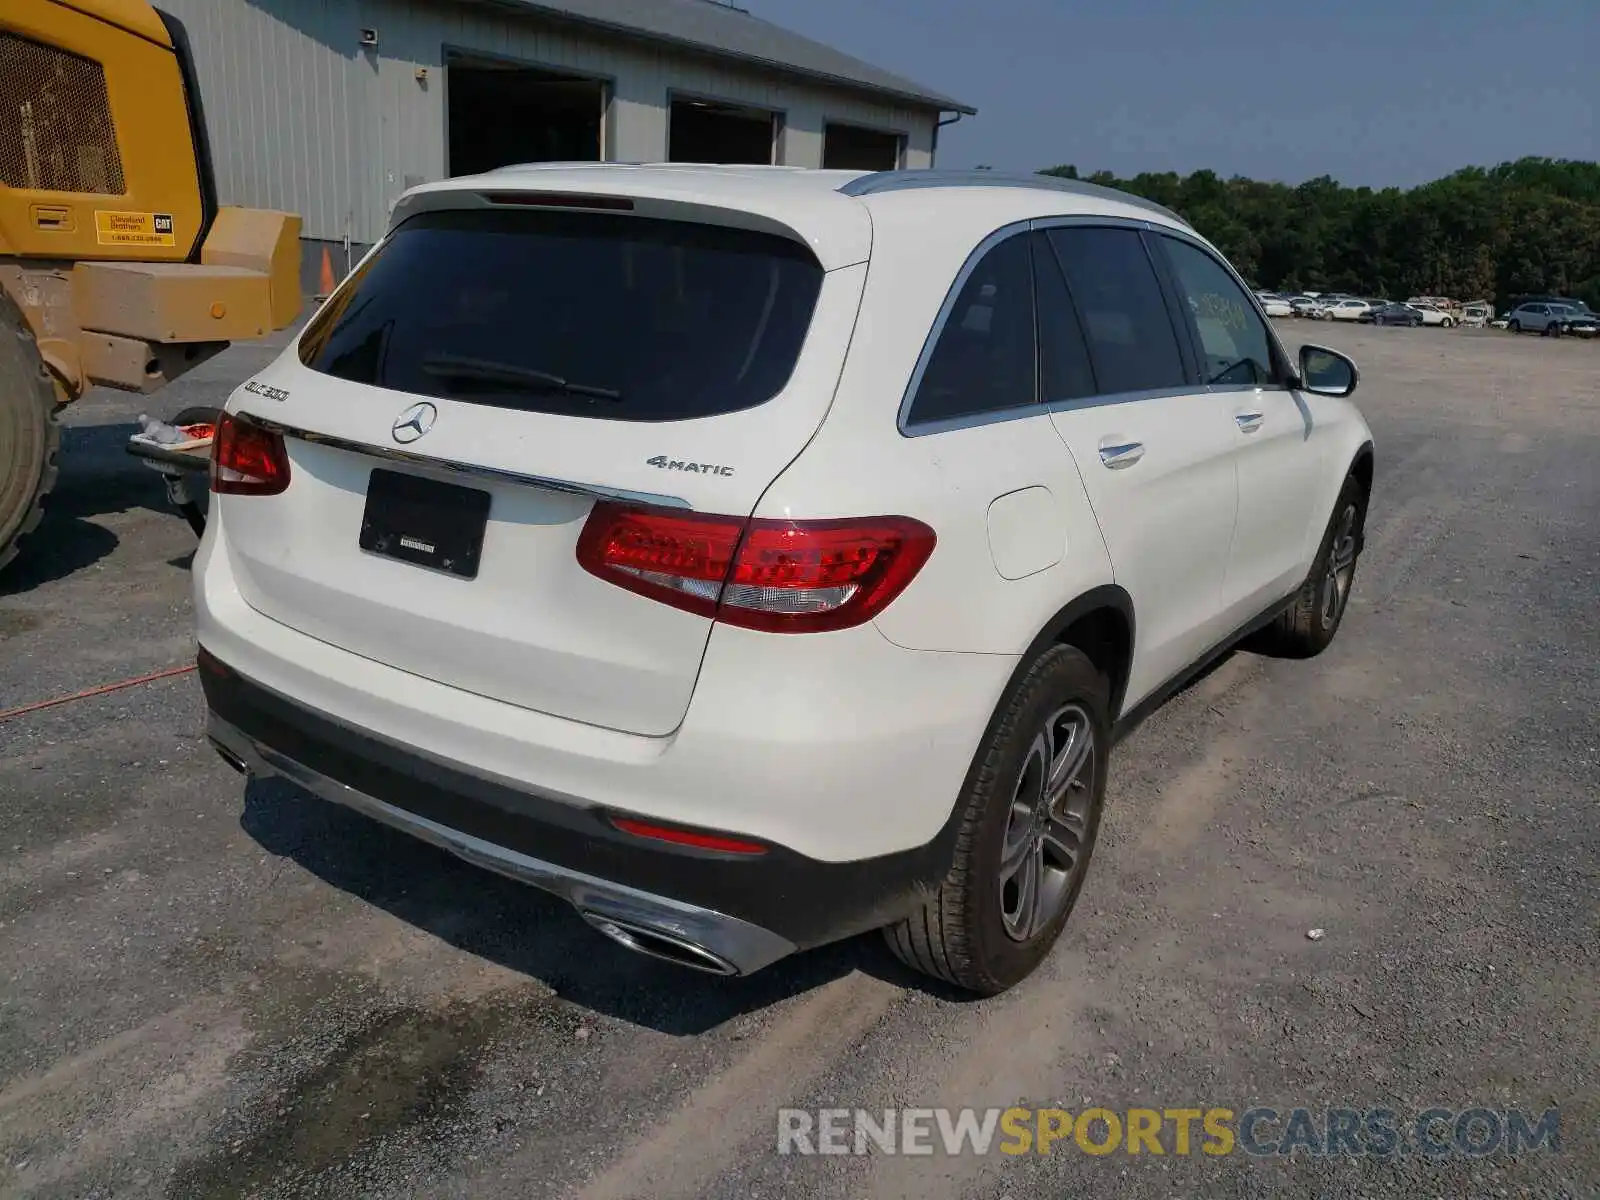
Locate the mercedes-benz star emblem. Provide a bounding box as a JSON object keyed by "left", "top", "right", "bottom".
{"left": 392, "top": 401, "right": 437, "bottom": 444}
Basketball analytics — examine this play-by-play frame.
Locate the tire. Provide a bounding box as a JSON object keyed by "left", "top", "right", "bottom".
{"left": 884, "top": 645, "right": 1109, "bottom": 995}
{"left": 1260, "top": 475, "right": 1367, "bottom": 658}
{"left": 0, "top": 291, "right": 62, "bottom": 573}
{"left": 1441, "top": 317, "right": 1454, "bottom": 328}
{"left": 170, "top": 405, "right": 223, "bottom": 428}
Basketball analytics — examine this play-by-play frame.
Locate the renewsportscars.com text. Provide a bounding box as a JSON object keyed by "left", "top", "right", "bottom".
{"left": 777, "top": 1105, "right": 1560, "bottom": 1159}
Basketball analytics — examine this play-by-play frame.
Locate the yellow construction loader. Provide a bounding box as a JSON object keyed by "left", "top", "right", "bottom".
{"left": 1, "top": 0, "right": 301, "bottom": 569}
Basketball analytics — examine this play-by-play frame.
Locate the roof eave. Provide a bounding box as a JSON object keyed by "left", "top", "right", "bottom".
{"left": 463, "top": 0, "right": 976, "bottom": 115}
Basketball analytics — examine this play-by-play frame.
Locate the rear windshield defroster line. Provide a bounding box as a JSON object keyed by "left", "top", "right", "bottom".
{"left": 298, "top": 208, "right": 825, "bottom": 423}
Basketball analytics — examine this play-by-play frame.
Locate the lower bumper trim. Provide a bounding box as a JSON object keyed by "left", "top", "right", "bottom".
{"left": 208, "top": 714, "right": 799, "bottom": 976}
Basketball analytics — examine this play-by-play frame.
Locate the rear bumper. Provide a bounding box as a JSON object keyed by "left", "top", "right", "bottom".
{"left": 195, "top": 515, "right": 1013, "bottom": 863}
{"left": 200, "top": 651, "right": 960, "bottom": 970}
{"left": 194, "top": 505, "right": 1021, "bottom": 970}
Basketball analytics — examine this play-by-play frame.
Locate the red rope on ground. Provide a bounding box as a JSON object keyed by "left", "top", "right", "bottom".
{"left": 0, "top": 663, "right": 197, "bottom": 723}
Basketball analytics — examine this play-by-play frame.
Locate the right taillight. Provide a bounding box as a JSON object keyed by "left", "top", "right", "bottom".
{"left": 576, "top": 503, "right": 935, "bottom": 633}
{"left": 211, "top": 411, "right": 290, "bottom": 496}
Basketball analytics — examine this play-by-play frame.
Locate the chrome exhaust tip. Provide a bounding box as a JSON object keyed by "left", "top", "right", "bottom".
{"left": 581, "top": 910, "right": 740, "bottom": 976}
{"left": 209, "top": 738, "right": 249, "bottom": 775}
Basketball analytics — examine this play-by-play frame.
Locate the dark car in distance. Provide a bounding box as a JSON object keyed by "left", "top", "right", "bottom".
{"left": 1361, "top": 303, "right": 1424, "bottom": 327}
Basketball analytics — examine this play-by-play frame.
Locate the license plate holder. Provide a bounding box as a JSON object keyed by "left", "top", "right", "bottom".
{"left": 359, "top": 468, "right": 491, "bottom": 580}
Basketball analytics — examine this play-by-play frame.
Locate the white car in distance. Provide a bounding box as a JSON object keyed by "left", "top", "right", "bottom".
{"left": 196, "top": 165, "right": 1376, "bottom": 995}
{"left": 1325, "top": 298, "right": 1372, "bottom": 321}
{"left": 1257, "top": 294, "right": 1295, "bottom": 318}
{"left": 1406, "top": 301, "right": 1455, "bottom": 327}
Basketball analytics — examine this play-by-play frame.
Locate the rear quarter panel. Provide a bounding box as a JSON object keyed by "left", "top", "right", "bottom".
{"left": 755, "top": 190, "right": 1117, "bottom": 657}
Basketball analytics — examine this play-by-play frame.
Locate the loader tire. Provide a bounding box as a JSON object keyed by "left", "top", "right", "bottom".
{"left": 0, "top": 292, "right": 62, "bottom": 573}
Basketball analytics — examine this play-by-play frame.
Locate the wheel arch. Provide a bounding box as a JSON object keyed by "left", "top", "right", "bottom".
{"left": 1349, "top": 439, "right": 1375, "bottom": 499}
{"left": 1013, "top": 585, "right": 1137, "bottom": 723}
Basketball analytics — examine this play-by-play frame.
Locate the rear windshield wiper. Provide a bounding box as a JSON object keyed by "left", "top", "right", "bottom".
{"left": 421, "top": 354, "right": 622, "bottom": 402}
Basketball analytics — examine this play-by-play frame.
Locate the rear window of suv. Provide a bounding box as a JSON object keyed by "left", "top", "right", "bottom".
{"left": 297, "top": 207, "right": 825, "bottom": 422}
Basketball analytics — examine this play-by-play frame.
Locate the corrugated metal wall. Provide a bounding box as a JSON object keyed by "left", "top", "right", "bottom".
{"left": 159, "top": 0, "right": 369, "bottom": 246}
{"left": 157, "top": 0, "right": 939, "bottom": 248}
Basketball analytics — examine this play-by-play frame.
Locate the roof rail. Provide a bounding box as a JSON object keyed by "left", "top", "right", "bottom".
{"left": 837, "top": 170, "right": 1191, "bottom": 228}
{"left": 484, "top": 161, "right": 642, "bottom": 173}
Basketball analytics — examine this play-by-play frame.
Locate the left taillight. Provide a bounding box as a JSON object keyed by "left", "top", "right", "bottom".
{"left": 576, "top": 502, "right": 936, "bottom": 633}
{"left": 211, "top": 411, "right": 290, "bottom": 496}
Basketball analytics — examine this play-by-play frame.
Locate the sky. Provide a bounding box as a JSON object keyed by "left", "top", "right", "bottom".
{"left": 758, "top": 0, "right": 1597, "bottom": 188}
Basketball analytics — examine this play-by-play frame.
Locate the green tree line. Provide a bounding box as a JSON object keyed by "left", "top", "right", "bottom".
{"left": 1039, "top": 157, "right": 1600, "bottom": 310}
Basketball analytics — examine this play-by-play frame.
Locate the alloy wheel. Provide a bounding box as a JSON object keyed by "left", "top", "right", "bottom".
{"left": 1320, "top": 503, "right": 1359, "bottom": 628}
{"left": 998, "top": 704, "right": 1096, "bottom": 941}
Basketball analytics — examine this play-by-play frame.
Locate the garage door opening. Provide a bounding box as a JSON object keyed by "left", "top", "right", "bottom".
{"left": 669, "top": 97, "right": 775, "bottom": 165}
{"left": 823, "top": 123, "right": 904, "bottom": 171}
{"left": 447, "top": 53, "right": 604, "bottom": 176}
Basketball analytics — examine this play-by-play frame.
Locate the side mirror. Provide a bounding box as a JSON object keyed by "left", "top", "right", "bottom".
{"left": 1298, "top": 344, "right": 1359, "bottom": 397}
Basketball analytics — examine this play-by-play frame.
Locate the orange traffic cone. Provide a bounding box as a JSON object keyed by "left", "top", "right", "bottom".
{"left": 317, "top": 246, "right": 336, "bottom": 298}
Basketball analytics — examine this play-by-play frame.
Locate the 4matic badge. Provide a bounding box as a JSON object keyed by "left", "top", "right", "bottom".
{"left": 646, "top": 456, "right": 734, "bottom": 477}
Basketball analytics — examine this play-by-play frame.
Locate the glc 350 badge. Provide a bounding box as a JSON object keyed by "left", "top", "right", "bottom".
{"left": 647, "top": 456, "right": 734, "bottom": 477}
{"left": 243, "top": 380, "right": 289, "bottom": 402}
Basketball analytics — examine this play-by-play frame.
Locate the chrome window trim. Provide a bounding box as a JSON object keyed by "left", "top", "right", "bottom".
{"left": 1202, "top": 382, "right": 1292, "bottom": 397}
{"left": 899, "top": 400, "right": 1051, "bottom": 438}
{"left": 1044, "top": 384, "right": 1203, "bottom": 415}
{"left": 242, "top": 414, "right": 692, "bottom": 510}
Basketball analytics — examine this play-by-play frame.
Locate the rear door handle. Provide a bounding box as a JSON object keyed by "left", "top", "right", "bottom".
{"left": 1235, "top": 410, "right": 1264, "bottom": 433}
{"left": 1098, "top": 441, "right": 1145, "bottom": 469}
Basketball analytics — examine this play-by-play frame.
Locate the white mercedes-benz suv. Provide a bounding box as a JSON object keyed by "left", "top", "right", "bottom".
{"left": 197, "top": 165, "right": 1374, "bottom": 995}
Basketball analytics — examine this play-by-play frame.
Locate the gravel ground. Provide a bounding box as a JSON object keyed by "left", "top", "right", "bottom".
{"left": 0, "top": 322, "right": 1595, "bottom": 1199}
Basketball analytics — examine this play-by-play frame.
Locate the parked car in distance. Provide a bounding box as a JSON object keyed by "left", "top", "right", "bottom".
{"left": 1325, "top": 298, "right": 1372, "bottom": 321}
{"left": 1515, "top": 295, "right": 1593, "bottom": 317}
{"left": 1289, "top": 296, "right": 1323, "bottom": 317}
{"left": 1363, "top": 302, "right": 1424, "bottom": 327}
{"left": 1555, "top": 307, "right": 1599, "bottom": 336}
{"left": 195, "top": 165, "right": 1376, "bottom": 995}
{"left": 1259, "top": 295, "right": 1295, "bottom": 318}
{"left": 1460, "top": 302, "right": 1492, "bottom": 328}
{"left": 1506, "top": 302, "right": 1596, "bottom": 336}
{"left": 1406, "top": 301, "right": 1456, "bottom": 327}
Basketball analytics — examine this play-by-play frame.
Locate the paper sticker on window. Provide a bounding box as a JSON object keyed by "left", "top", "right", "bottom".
{"left": 94, "top": 211, "right": 176, "bottom": 247}
{"left": 1196, "top": 292, "right": 1248, "bottom": 332}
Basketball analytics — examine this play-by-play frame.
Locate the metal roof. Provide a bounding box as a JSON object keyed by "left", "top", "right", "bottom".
{"left": 462, "top": 0, "right": 977, "bottom": 113}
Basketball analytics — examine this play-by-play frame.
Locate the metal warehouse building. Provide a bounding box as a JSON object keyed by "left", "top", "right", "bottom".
{"left": 151, "top": 0, "right": 975, "bottom": 290}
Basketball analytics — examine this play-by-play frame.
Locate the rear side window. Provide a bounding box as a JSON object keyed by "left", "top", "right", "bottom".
{"left": 297, "top": 208, "right": 824, "bottom": 422}
{"left": 1044, "top": 228, "right": 1187, "bottom": 394}
{"left": 905, "top": 232, "right": 1037, "bottom": 425}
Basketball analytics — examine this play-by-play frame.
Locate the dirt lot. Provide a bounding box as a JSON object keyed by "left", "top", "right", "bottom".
{"left": 0, "top": 323, "right": 1596, "bottom": 1198}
